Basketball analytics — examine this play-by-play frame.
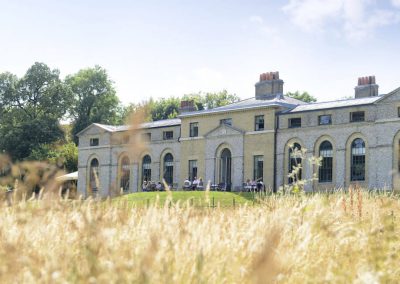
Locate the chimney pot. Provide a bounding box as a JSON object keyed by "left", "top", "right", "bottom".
{"left": 255, "top": 70, "right": 284, "bottom": 100}
{"left": 355, "top": 75, "right": 378, "bottom": 98}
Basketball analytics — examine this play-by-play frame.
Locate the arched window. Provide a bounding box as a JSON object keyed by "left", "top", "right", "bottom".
{"left": 89, "top": 158, "right": 99, "bottom": 193}
{"left": 351, "top": 138, "right": 365, "bottom": 181}
{"left": 163, "top": 153, "right": 174, "bottom": 185}
{"left": 120, "top": 156, "right": 130, "bottom": 192}
{"left": 289, "top": 143, "right": 302, "bottom": 184}
{"left": 319, "top": 141, "right": 333, "bottom": 183}
{"left": 142, "top": 155, "right": 151, "bottom": 183}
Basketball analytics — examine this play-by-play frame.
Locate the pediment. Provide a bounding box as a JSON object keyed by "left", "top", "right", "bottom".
{"left": 205, "top": 124, "right": 244, "bottom": 138}
{"left": 376, "top": 87, "right": 400, "bottom": 104}
{"left": 76, "top": 124, "right": 108, "bottom": 137}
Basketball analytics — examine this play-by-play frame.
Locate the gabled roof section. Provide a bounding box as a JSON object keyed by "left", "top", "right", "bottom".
{"left": 178, "top": 95, "right": 306, "bottom": 118}
{"left": 76, "top": 119, "right": 181, "bottom": 137}
{"left": 375, "top": 87, "right": 400, "bottom": 103}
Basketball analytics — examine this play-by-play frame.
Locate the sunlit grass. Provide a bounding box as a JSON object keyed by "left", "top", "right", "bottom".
{"left": 0, "top": 191, "right": 399, "bottom": 283}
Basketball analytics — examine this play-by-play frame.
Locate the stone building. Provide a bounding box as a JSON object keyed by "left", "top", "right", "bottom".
{"left": 77, "top": 72, "right": 400, "bottom": 196}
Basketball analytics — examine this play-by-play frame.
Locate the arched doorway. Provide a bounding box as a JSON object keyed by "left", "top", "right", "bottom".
{"left": 119, "top": 156, "right": 130, "bottom": 193}
{"left": 89, "top": 158, "right": 99, "bottom": 196}
{"left": 219, "top": 148, "right": 232, "bottom": 190}
{"left": 163, "top": 153, "right": 174, "bottom": 186}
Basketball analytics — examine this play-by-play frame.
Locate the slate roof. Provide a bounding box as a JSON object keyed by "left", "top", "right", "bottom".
{"left": 92, "top": 118, "right": 181, "bottom": 133}
{"left": 178, "top": 95, "right": 306, "bottom": 117}
{"left": 283, "top": 95, "right": 383, "bottom": 114}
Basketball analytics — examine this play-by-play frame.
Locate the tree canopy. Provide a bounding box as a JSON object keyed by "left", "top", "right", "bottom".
{"left": 286, "top": 91, "right": 317, "bottom": 103}
{"left": 0, "top": 63, "right": 72, "bottom": 160}
{"left": 66, "top": 66, "right": 121, "bottom": 143}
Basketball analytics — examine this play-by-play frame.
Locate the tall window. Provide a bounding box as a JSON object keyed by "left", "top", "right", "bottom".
{"left": 351, "top": 138, "right": 366, "bottom": 181}
{"left": 319, "top": 141, "right": 333, "bottom": 183}
{"left": 254, "top": 156, "right": 264, "bottom": 181}
{"left": 163, "top": 131, "right": 174, "bottom": 140}
{"left": 89, "top": 158, "right": 99, "bottom": 193}
{"left": 219, "top": 148, "right": 232, "bottom": 189}
{"left": 164, "top": 153, "right": 174, "bottom": 185}
{"left": 120, "top": 156, "right": 130, "bottom": 192}
{"left": 189, "top": 160, "right": 198, "bottom": 181}
{"left": 288, "top": 143, "right": 302, "bottom": 183}
{"left": 142, "top": 155, "right": 151, "bottom": 183}
{"left": 190, "top": 122, "right": 199, "bottom": 137}
{"left": 255, "top": 115, "right": 265, "bottom": 131}
{"left": 289, "top": 118, "right": 301, "bottom": 128}
{"left": 220, "top": 118, "right": 232, "bottom": 126}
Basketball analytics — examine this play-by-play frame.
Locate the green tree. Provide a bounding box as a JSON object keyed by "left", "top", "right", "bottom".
{"left": 28, "top": 141, "right": 78, "bottom": 172}
{"left": 66, "top": 66, "right": 120, "bottom": 143}
{"left": 286, "top": 91, "right": 317, "bottom": 103}
{"left": 0, "top": 63, "right": 71, "bottom": 160}
{"left": 202, "top": 90, "right": 240, "bottom": 109}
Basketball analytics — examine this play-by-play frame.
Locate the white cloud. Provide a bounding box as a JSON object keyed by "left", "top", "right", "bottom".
{"left": 249, "top": 15, "right": 264, "bottom": 24}
{"left": 392, "top": 0, "right": 400, "bottom": 8}
{"left": 283, "top": 0, "right": 400, "bottom": 41}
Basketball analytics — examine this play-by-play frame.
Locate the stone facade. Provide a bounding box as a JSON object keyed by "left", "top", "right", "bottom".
{"left": 77, "top": 74, "right": 400, "bottom": 197}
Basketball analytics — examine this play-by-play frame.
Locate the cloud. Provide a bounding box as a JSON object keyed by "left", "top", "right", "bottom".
{"left": 392, "top": 0, "right": 400, "bottom": 8}
{"left": 283, "top": 0, "right": 400, "bottom": 41}
{"left": 249, "top": 15, "right": 264, "bottom": 24}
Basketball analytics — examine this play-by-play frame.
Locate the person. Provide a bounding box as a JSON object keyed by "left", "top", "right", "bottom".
{"left": 183, "top": 178, "right": 191, "bottom": 190}
{"left": 197, "top": 178, "right": 204, "bottom": 190}
{"left": 256, "top": 180, "right": 264, "bottom": 193}
{"left": 142, "top": 181, "right": 148, "bottom": 192}
{"left": 156, "top": 182, "right": 162, "bottom": 191}
{"left": 192, "top": 177, "right": 198, "bottom": 190}
{"left": 244, "top": 179, "right": 252, "bottom": 192}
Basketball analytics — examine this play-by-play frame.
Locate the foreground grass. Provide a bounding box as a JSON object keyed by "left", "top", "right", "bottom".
{"left": 116, "top": 191, "right": 257, "bottom": 207}
{"left": 0, "top": 192, "right": 399, "bottom": 283}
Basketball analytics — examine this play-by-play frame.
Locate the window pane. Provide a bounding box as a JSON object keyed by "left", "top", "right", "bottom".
{"left": 253, "top": 155, "right": 264, "bottom": 181}
{"left": 319, "top": 115, "right": 332, "bottom": 125}
{"left": 220, "top": 118, "right": 232, "bottom": 126}
{"left": 255, "top": 115, "right": 265, "bottom": 131}
{"left": 142, "top": 155, "right": 151, "bottom": 183}
{"left": 289, "top": 118, "right": 301, "bottom": 128}
{"left": 319, "top": 141, "right": 333, "bottom": 182}
{"left": 190, "top": 122, "right": 199, "bottom": 137}
{"left": 163, "top": 131, "right": 174, "bottom": 140}
{"left": 90, "top": 138, "right": 99, "bottom": 146}
{"left": 164, "top": 154, "right": 174, "bottom": 185}
{"left": 288, "top": 143, "right": 302, "bottom": 183}
{"left": 120, "top": 157, "right": 130, "bottom": 192}
{"left": 350, "top": 111, "right": 365, "bottom": 122}
{"left": 351, "top": 138, "right": 365, "bottom": 181}
{"left": 189, "top": 160, "right": 198, "bottom": 181}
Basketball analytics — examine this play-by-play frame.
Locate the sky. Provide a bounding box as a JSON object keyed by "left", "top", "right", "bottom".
{"left": 1, "top": 0, "right": 400, "bottom": 104}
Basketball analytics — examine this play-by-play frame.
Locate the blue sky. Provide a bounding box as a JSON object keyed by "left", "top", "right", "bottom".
{"left": 1, "top": 0, "right": 399, "bottom": 104}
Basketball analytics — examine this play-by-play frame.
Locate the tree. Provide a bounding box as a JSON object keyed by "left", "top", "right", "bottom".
{"left": 148, "top": 97, "right": 181, "bottom": 121}
{"left": 65, "top": 66, "right": 120, "bottom": 143}
{"left": 202, "top": 90, "right": 240, "bottom": 109}
{"left": 28, "top": 141, "right": 78, "bottom": 172}
{"left": 0, "top": 63, "right": 71, "bottom": 160}
{"left": 286, "top": 91, "right": 317, "bottom": 103}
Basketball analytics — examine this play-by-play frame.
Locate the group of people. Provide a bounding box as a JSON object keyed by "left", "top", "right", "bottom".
{"left": 183, "top": 177, "right": 204, "bottom": 190}
{"left": 244, "top": 179, "right": 265, "bottom": 192}
{"left": 142, "top": 180, "right": 165, "bottom": 191}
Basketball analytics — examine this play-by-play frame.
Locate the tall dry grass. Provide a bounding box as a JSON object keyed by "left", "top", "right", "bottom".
{"left": 0, "top": 192, "right": 399, "bottom": 283}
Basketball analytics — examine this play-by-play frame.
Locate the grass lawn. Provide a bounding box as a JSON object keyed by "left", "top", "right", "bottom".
{"left": 115, "top": 190, "right": 260, "bottom": 207}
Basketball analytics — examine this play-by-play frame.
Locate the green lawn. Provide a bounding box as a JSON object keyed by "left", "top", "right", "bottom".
{"left": 115, "top": 191, "right": 261, "bottom": 208}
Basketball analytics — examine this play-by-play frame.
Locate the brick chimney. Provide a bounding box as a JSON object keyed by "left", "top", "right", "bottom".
{"left": 355, "top": 75, "right": 379, "bottom": 98}
{"left": 255, "top": 71, "right": 284, "bottom": 100}
{"left": 179, "top": 100, "right": 196, "bottom": 113}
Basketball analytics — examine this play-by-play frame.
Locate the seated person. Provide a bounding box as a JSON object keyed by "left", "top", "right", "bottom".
{"left": 183, "top": 178, "right": 191, "bottom": 190}
{"left": 142, "top": 181, "right": 148, "bottom": 192}
{"left": 197, "top": 178, "right": 204, "bottom": 190}
{"left": 156, "top": 182, "right": 163, "bottom": 191}
{"left": 192, "top": 177, "right": 199, "bottom": 190}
